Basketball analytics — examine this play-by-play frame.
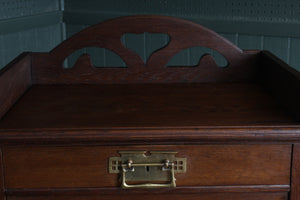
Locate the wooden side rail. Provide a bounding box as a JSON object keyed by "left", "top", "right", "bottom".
{"left": 0, "top": 53, "right": 32, "bottom": 119}
{"left": 260, "top": 51, "right": 300, "bottom": 120}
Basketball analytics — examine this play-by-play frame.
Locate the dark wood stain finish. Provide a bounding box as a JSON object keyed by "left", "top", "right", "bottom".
{"left": 3, "top": 145, "right": 291, "bottom": 188}
{"left": 0, "top": 147, "right": 5, "bottom": 200}
{"left": 291, "top": 144, "right": 300, "bottom": 200}
{"left": 260, "top": 51, "right": 300, "bottom": 121}
{"left": 0, "top": 15, "right": 299, "bottom": 200}
{"left": 0, "top": 53, "right": 32, "bottom": 119}
{"left": 7, "top": 192, "right": 288, "bottom": 200}
{"left": 0, "top": 83, "right": 295, "bottom": 130}
{"left": 5, "top": 185, "right": 291, "bottom": 196}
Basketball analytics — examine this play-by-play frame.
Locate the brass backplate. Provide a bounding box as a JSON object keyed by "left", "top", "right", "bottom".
{"left": 108, "top": 151, "right": 186, "bottom": 182}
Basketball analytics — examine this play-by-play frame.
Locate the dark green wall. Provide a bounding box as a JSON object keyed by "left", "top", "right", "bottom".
{"left": 0, "top": 0, "right": 64, "bottom": 68}
{"left": 64, "top": 0, "right": 300, "bottom": 71}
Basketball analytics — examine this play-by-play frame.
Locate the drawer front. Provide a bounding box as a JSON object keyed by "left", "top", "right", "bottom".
{"left": 3, "top": 145, "right": 291, "bottom": 188}
{"left": 7, "top": 193, "right": 288, "bottom": 200}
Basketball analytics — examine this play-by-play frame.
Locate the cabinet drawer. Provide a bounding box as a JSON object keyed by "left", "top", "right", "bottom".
{"left": 3, "top": 145, "right": 291, "bottom": 188}
{"left": 7, "top": 192, "right": 288, "bottom": 200}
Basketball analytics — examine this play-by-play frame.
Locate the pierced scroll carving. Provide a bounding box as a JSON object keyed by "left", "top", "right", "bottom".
{"left": 32, "top": 15, "right": 259, "bottom": 84}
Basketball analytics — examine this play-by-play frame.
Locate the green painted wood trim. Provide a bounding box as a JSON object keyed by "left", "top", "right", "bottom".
{"left": 0, "top": 11, "right": 63, "bottom": 34}
{"left": 63, "top": 11, "right": 300, "bottom": 38}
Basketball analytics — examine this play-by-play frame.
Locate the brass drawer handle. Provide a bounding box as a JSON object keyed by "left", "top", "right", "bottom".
{"left": 109, "top": 151, "right": 186, "bottom": 189}
{"left": 121, "top": 160, "right": 176, "bottom": 189}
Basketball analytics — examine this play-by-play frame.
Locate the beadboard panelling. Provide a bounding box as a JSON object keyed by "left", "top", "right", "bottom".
{"left": 0, "top": 0, "right": 64, "bottom": 69}
{"left": 63, "top": 0, "right": 300, "bottom": 71}
{"left": 0, "top": 0, "right": 60, "bottom": 20}
{"left": 63, "top": 11, "right": 300, "bottom": 38}
{"left": 0, "top": 24, "right": 62, "bottom": 68}
{"left": 0, "top": 11, "right": 63, "bottom": 34}
{"left": 264, "top": 36, "right": 290, "bottom": 63}
{"left": 65, "top": 0, "right": 300, "bottom": 23}
{"left": 290, "top": 38, "right": 300, "bottom": 70}
{"left": 64, "top": 0, "right": 300, "bottom": 38}
{"left": 238, "top": 35, "right": 263, "bottom": 50}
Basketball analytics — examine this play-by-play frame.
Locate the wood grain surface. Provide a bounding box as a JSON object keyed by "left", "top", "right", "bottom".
{"left": 5, "top": 185, "right": 291, "bottom": 196}
{"left": 291, "top": 144, "right": 300, "bottom": 200}
{"left": 6, "top": 192, "right": 288, "bottom": 200}
{"left": 0, "top": 147, "right": 5, "bottom": 200}
{"left": 0, "top": 53, "right": 32, "bottom": 119}
{"left": 3, "top": 145, "right": 291, "bottom": 188}
{"left": 0, "top": 83, "right": 296, "bottom": 130}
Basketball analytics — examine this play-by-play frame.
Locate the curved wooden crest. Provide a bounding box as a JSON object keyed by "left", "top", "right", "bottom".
{"left": 32, "top": 15, "right": 259, "bottom": 84}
